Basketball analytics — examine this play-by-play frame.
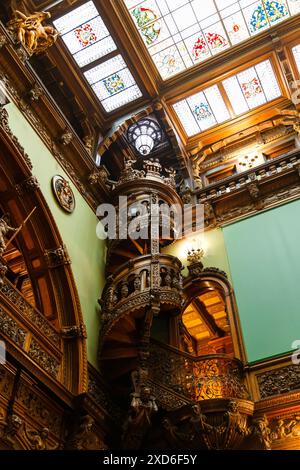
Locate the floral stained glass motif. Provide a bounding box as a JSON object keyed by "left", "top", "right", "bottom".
{"left": 54, "top": 1, "right": 142, "bottom": 111}
{"left": 264, "top": 0, "right": 289, "bottom": 23}
{"left": 103, "top": 73, "right": 125, "bottom": 95}
{"left": 174, "top": 59, "right": 282, "bottom": 136}
{"left": 241, "top": 77, "right": 263, "bottom": 98}
{"left": 132, "top": 6, "right": 161, "bottom": 44}
{"left": 173, "top": 85, "right": 230, "bottom": 136}
{"left": 84, "top": 55, "right": 142, "bottom": 112}
{"left": 124, "top": 0, "right": 298, "bottom": 79}
{"left": 75, "top": 23, "right": 97, "bottom": 47}
{"left": 249, "top": 2, "right": 269, "bottom": 32}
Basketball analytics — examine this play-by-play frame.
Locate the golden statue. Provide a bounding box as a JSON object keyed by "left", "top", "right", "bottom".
{"left": 7, "top": 10, "right": 59, "bottom": 55}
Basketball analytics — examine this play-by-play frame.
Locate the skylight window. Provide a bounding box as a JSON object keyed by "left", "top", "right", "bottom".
{"left": 223, "top": 59, "right": 281, "bottom": 114}
{"left": 124, "top": 0, "right": 300, "bottom": 80}
{"left": 173, "top": 85, "right": 230, "bottom": 136}
{"left": 53, "top": 1, "right": 142, "bottom": 111}
{"left": 292, "top": 44, "right": 300, "bottom": 74}
{"left": 173, "top": 59, "right": 281, "bottom": 137}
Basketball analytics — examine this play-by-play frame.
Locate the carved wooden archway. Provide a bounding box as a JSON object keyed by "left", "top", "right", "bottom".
{"left": 178, "top": 270, "right": 247, "bottom": 362}
{"left": 0, "top": 106, "right": 87, "bottom": 397}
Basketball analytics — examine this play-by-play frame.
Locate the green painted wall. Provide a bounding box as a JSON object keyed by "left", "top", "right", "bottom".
{"left": 223, "top": 200, "right": 300, "bottom": 363}
{"left": 6, "top": 102, "right": 106, "bottom": 369}
{"left": 163, "top": 229, "right": 231, "bottom": 280}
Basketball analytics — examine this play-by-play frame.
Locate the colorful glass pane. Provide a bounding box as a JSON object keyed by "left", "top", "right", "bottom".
{"left": 53, "top": 1, "right": 98, "bottom": 35}
{"left": 152, "top": 46, "right": 185, "bottom": 79}
{"left": 55, "top": 2, "right": 142, "bottom": 112}
{"left": 222, "top": 76, "right": 249, "bottom": 115}
{"left": 131, "top": 6, "right": 161, "bottom": 45}
{"left": 204, "top": 26, "right": 229, "bottom": 55}
{"left": 264, "top": 0, "right": 289, "bottom": 23}
{"left": 248, "top": 1, "right": 269, "bottom": 33}
{"left": 124, "top": 0, "right": 297, "bottom": 79}
{"left": 103, "top": 73, "right": 125, "bottom": 95}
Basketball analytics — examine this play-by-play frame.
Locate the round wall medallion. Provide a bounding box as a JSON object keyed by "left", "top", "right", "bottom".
{"left": 52, "top": 175, "right": 75, "bottom": 213}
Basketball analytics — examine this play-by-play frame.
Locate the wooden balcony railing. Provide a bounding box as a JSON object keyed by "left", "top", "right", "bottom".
{"left": 149, "top": 340, "right": 249, "bottom": 402}
{"left": 0, "top": 278, "right": 61, "bottom": 378}
{"left": 99, "top": 255, "right": 183, "bottom": 337}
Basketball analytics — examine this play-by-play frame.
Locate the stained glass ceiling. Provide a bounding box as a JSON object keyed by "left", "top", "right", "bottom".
{"left": 173, "top": 59, "right": 282, "bottom": 136}
{"left": 53, "top": 1, "right": 142, "bottom": 112}
{"left": 124, "top": 0, "right": 300, "bottom": 79}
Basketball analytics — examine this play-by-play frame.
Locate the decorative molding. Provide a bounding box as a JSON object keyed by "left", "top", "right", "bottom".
{"left": 44, "top": 244, "right": 71, "bottom": 268}
{"left": 0, "top": 280, "right": 60, "bottom": 347}
{"left": 270, "top": 414, "right": 300, "bottom": 442}
{"left": 0, "top": 34, "right": 7, "bottom": 49}
{"left": 0, "top": 105, "right": 32, "bottom": 170}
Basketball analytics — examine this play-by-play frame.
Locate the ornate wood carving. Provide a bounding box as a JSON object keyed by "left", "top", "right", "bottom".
{"left": 44, "top": 244, "right": 71, "bottom": 268}
{"left": 7, "top": 10, "right": 59, "bottom": 55}
{"left": 257, "top": 365, "right": 300, "bottom": 399}
{"left": 0, "top": 105, "right": 32, "bottom": 170}
{"left": 15, "top": 175, "right": 40, "bottom": 194}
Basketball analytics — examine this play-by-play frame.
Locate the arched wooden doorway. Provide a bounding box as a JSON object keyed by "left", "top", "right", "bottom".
{"left": 0, "top": 106, "right": 87, "bottom": 396}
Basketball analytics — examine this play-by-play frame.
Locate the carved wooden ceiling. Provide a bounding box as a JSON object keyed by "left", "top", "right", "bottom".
{"left": 1, "top": 0, "right": 300, "bottom": 179}
{"left": 182, "top": 290, "right": 233, "bottom": 355}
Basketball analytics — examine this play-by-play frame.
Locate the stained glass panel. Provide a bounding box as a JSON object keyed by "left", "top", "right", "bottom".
{"left": 124, "top": 0, "right": 298, "bottom": 79}
{"left": 53, "top": 3, "right": 119, "bottom": 69}
{"left": 53, "top": 1, "right": 98, "bottom": 35}
{"left": 222, "top": 59, "right": 281, "bottom": 112}
{"left": 174, "top": 59, "right": 282, "bottom": 136}
{"left": 54, "top": 2, "right": 142, "bottom": 112}
{"left": 85, "top": 55, "right": 142, "bottom": 111}
{"left": 292, "top": 44, "right": 300, "bottom": 73}
{"left": 173, "top": 84, "right": 230, "bottom": 136}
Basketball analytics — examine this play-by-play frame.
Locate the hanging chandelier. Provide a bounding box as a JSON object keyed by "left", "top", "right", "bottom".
{"left": 127, "top": 118, "right": 163, "bottom": 156}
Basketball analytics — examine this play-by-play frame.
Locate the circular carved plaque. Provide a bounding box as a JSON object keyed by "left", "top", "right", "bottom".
{"left": 52, "top": 175, "right": 75, "bottom": 213}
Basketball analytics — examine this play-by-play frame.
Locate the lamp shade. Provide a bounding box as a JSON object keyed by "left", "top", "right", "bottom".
{"left": 127, "top": 118, "right": 163, "bottom": 156}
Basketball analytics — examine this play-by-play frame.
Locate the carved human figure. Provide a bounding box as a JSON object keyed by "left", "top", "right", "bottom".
{"left": 0, "top": 214, "right": 17, "bottom": 254}
{"left": 124, "top": 385, "right": 158, "bottom": 434}
{"left": 252, "top": 415, "right": 272, "bottom": 450}
{"left": 190, "top": 404, "right": 213, "bottom": 435}
{"left": 25, "top": 426, "right": 50, "bottom": 450}
{"left": 134, "top": 275, "right": 141, "bottom": 292}
{"left": 7, "top": 10, "right": 59, "bottom": 54}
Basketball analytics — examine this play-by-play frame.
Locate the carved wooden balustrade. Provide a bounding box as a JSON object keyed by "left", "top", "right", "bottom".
{"left": 99, "top": 255, "right": 183, "bottom": 340}
{"left": 149, "top": 340, "right": 249, "bottom": 403}
{"left": 0, "top": 277, "right": 62, "bottom": 379}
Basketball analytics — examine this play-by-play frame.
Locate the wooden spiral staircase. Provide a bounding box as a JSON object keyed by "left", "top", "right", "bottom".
{"left": 98, "top": 159, "right": 183, "bottom": 401}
